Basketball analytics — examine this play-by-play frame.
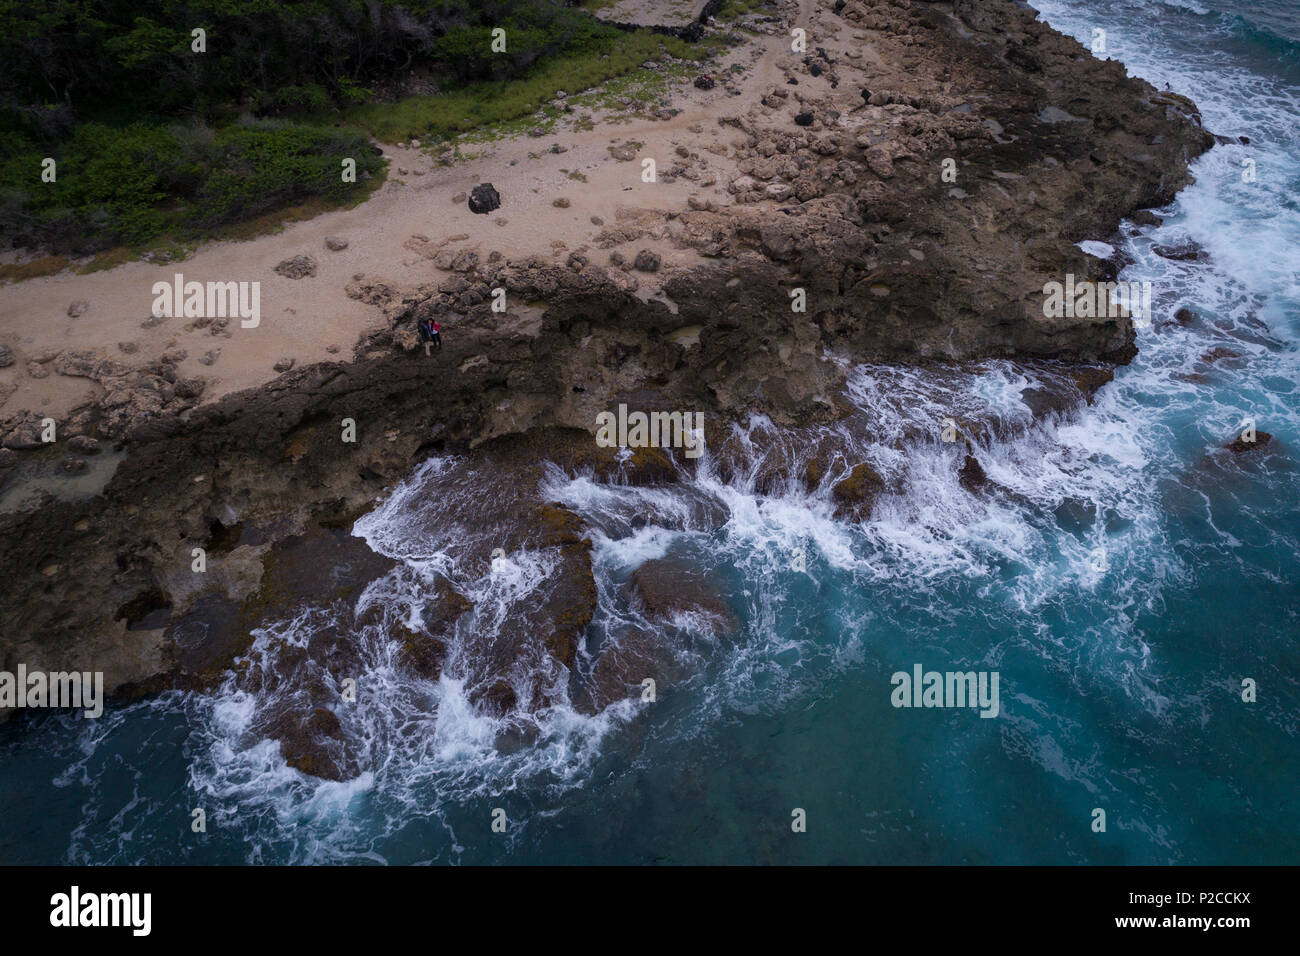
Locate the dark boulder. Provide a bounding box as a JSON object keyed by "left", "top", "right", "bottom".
{"left": 468, "top": 183, "right": 501, "bottom": 215}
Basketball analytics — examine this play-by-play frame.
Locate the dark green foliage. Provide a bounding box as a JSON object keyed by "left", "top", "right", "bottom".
{"left": 0, "top": 0, "right": 623, "bottom": 123}
{"left": 0, "top": 120, "right": 383, "bottom": 253}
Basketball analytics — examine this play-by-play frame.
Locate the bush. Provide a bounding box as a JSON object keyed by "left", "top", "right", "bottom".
{"left": 0, "top": 120, "right": 384, "bottom": 253}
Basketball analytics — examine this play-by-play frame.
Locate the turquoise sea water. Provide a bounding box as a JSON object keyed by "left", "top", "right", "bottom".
{"left": 1, "top": 0, "right": 1297, "bottom": 865}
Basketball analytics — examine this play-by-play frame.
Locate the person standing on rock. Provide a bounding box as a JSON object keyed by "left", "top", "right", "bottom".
{"left": 418, "top": 317, "right": 441, "bottom": 354}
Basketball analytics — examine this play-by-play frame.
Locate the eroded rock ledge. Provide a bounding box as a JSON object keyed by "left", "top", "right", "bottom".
{"left": 0, "top": 0, "right": 1215, "bottom": 708}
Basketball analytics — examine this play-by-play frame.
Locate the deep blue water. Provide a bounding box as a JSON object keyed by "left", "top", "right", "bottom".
{"left": 1, "top": 0, "right": 1297, "bottom": 864}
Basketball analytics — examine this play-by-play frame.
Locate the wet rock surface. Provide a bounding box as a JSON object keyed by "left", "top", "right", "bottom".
{"left": 832, "top": 462, "right": 886, "bottom": 520}
{"left": 627, "top": 558, "right": 739, "bottom": 637}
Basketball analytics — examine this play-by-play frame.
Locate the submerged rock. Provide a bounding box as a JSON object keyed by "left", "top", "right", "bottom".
{"left": 579, "top": 625, "right": 693, "bottom": 714}
{"left": 1225, "top": 431, "right": 1273, "bottom": 455}
{"left": 832, "top": 462, "right": 885, "bottom": 520}
{"left": 627, "top": 559, "right": 738, "bottom": 637}
{"left": 1153, "top": 241, "right": 1207, "bottom": 262}
{"left": 957, "top": 454, "right": 989, "bottom": 493}
{"left": 265, "top": 705, "right": 357, "bottom": 782}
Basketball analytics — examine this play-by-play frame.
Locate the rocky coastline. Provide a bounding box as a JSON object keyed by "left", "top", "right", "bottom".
{"left": 0, "top": 0, "right": 1216, "bottom": 758}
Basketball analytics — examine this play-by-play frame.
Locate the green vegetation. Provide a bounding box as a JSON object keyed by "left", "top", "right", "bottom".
{"left": 718, "top": 0, "right": 772, "bottom": 19}
{"left": 0, "top": 118, "right": 384, "bottom": 255}
{"left": 340, "top": 31, "right": 709, "bottom": 144}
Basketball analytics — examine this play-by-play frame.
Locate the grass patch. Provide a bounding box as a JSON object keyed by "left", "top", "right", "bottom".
{"left": 340, "top": 31, "right": 715, "bottom": 145}
{"left": 718, "top": 0, "right": 772, "bottom": 19}
{"left": 0, "top": 255, "right": 71, "bottom": 284}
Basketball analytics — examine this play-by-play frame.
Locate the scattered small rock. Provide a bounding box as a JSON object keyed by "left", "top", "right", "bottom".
{"left": 118, "top": 341, "right": 139, "bottom": 354}
{"left": 633, "top": 249, "right": 661, "bottom": 273}
{"left": 68, "top": 435, "right": 100, "bottom": 455}
{"left": 274, "top": 255, "right": 318, "bottom": 279}
{"left": 60, "top": 457, "right": 88, "bottom": 474}
{"left": 67, "top": 300, "right": 89, "bottom": 318}
{"left": 175, "top": 378, "right": 205, "bottom": 400}
{"left": 452, "top": 191, "right": 467, "bottom": 204}
{"left": 553, "top": 197, "right": 571, "bottom": 208}
{"left": 0, "top": 345, "right": 13, "bottom": 368}
{"left": 324, "top": 236, "right": 349, "bottom": 251}
{"left": 274, "top": 357, "right": 295, "bottom": 372}
{"left": 794, "top": 111, "right": 815, "bottom": 127}
{"left": 199, "top": 349, "right": 221, "bottom": 366}
{"left": 694, "top": 75, "right": 716, "bottom": 90}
